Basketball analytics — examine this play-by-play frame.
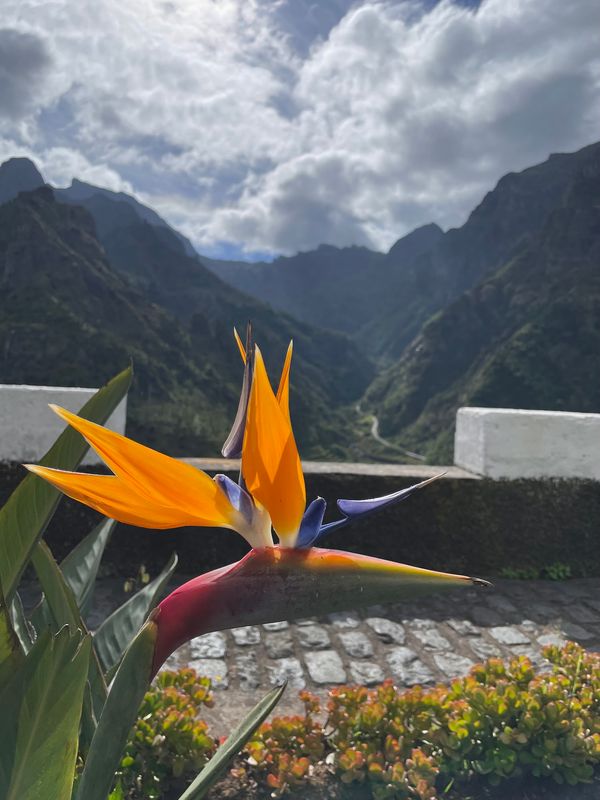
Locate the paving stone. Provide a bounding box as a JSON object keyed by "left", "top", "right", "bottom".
{"left": 297, "top": 625, "right": 330, "bottom": 650}
{"left": 447, "top": 618, "right": 480, "bottom": 636}
{"left": 350, "top": 661, "right": 384, "bottom": 686}
{"left": 488, "top": 626, "right": 530, "bottom": 646}
{"left": 263, "top": 621, "right": 289, "bottom": 631}
{"left": 339, "top": 631, "right": 374, "bottom": 659}
{"left": 561, "top": 621, "right": 595, "bottom": 641}
{"left": 365, "top": 617, "right": 406, "bottom": 644}
{"left": 584, "top": 599, "right": 600, "bottom": 614}
{"left": 471, "top": 606, "right": 503, "bottom": 626}
{"left": 265, "top": 631, "right": 294, "bottom": 659}
{"left": 231, "top": 626, "right": 261, "bottom": 646}
{"left": 387, "top": 645, "right": 417, "bottom": 665}
{"left": 405, "top": 618, "right": 437, "bottom": 632}
{"left": 189, "top": 659, "right": 228, "bottom": 689}
{"left": 305, "top": 650, "right": 346, "bottom": 684}
{"left": 235, "top": 653, "right": 261, "bottom": 690}
{"left": 403, "top": 660, "right": 436, "bottom": 685}
{"left": 190, "top": 632, "right": 227, "bottom": 659}
{"left": 268, "top": 658, "right": 305, "bottom": 689}
{"left": 537, "top": 632, "right": 567, "bottom": 648}
{"left": 469, "top": 638, "right": 501, "bottom": 660}
{"left": 433, "top": 652, "right": 474, "bottom": 677}
{"left": 328, "top": 612, "right": 360, "bottom": 629}
{"left": 410, "top": 627, "right": 451, "bottom": 650}
{"left": 521, "top": 619, "right": 539, "bottom": 631}
{"left": 386, "top": 646, "right": 435, "bottom": 686}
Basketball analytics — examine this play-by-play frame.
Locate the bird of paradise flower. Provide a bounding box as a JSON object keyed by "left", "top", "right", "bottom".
{"left": 26, "top": 327, "right": 488, "bottom": 675}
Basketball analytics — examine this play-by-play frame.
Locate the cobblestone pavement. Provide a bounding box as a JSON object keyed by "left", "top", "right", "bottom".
{"left": 158, "top": 577, "right": 600, "bottom": 724}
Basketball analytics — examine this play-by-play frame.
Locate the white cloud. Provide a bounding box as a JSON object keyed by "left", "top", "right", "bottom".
{"left": 1, "top": 0, "right": 599, "bottom": 256}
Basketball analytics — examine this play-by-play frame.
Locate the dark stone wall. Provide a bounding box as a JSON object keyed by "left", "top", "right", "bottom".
{"left": 2, "top": 462, "right": 599, "bottom": 580}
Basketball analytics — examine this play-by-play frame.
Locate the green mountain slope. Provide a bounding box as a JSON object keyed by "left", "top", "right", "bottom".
{"left": 55, "top": 190, "right": 374, "bottom": 421}
{"left": 365, "top": 150, "right": 600, "bottom": 461}
{"left": 0, "top": 187, "right": 370, "bottom": 458}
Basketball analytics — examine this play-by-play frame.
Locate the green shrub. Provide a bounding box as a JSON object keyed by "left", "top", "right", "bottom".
{"left": 243, "top": 643, "right": 600, "bottom": 798}
{"left": 241, "top": 691, "right": 325, "bottom": 795}
{"left": 115, "top": 668, "right": 217, "bottom": 799}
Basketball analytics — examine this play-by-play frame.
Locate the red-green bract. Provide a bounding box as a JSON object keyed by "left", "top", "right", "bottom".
{"left": 151, "top": 546, "right": 486, "bottom": 676}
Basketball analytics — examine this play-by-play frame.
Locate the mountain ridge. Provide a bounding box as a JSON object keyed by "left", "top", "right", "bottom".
{"left": 365, "top": 145, "right": 600, "bottom": 460}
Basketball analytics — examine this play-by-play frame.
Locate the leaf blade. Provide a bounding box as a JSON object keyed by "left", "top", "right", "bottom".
{"left": 177, "top": 683, "right": 286, "bottom": 800}
{"left": 0, "top": 367, "right": 132, "bottom": 602}
{"left": 0, "top": 628, "right": 91, "bottom": 800}
{"left": 61, "top": 517, "right": 116, "bottom": 616}
{"left": 76, "top": 620, "right": 157, "bottom": 800}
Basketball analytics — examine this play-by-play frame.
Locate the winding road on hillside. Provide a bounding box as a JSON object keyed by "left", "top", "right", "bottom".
{"left": 357, "top": 403, "right": 425, "bottom": 462}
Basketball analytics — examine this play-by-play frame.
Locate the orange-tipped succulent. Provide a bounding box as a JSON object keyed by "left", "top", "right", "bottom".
{"left": 26, "top": 326, "right": 488, "bottom": 676}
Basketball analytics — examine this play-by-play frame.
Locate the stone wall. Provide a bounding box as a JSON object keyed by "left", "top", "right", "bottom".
{"left": 455, "top": 407, "right": 600, "bottom": 480}
{"left": 0, "top": 384, "right": 127, "bottom": 465}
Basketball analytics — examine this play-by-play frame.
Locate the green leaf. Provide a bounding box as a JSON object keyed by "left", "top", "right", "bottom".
{"left": 30, "top": 541, "right": 107, "bottom": 720}
{"left": 9, "top": 593, "right": 35, "bottom": 654}
{"left": 0, "top": 627, "right": 91, "bottom": 800}
{"left": 0, "top": 588, "right": 22, "bottom": 688}
{"left": 75, "top": 620, "right": 157, "bottom": 800}
{"left": 0, "top": 366, "right": 132, "bottom": 603}
{"left": 177, "top": 683, "right": 287, "bottom": 800}
{"left": 61, "top": 517, "right": 116, "bottom": 616}
{"left": 94, "top": 552, "right": 178, "bottom": 674}
{"left": 31, "top": 542, "right": 84, "bottom": 633}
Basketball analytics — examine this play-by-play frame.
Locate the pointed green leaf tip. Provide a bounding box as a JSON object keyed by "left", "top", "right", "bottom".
{"left": 177, "top": 682, "right": 287, "bottom": 800}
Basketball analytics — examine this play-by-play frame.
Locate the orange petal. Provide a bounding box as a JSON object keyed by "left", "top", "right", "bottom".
{"left": 233, "top": 327, "right": 247, "bottom": 364}
{"left": 276, "top": 341, "right": 293, "bottom": 421}
{"left": 242, "top": 346, "right": 305, "bottom": 545}
{"left": 48, "top": 406, "right": 233, "bottom": 524}
{"left": 24, "top": 466, "right": 208, "bottom": 529}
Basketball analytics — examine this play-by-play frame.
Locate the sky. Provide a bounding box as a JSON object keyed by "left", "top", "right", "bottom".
{"left": 1, "top": 0, "right": 599, "bottom": 260}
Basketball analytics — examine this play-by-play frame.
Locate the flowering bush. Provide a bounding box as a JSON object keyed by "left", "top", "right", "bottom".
{"left": 241, "top": 642, "right": 600, "bottom": 798}
{"left": 114, "top": 669, "right": 216, "bottom": 799}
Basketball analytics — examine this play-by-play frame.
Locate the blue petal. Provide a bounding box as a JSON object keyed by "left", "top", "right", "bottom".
{"left": 313, "top": 474, "right": 444, "bottom": 545}
{"left": 336, "top": 474, "right": 443, "bottom": 519}
{"left": 296, "top": 497, "right": 327, "bottom": 548}
{"left": 214, "top": 473, "right": 254, "bottom": 524}
{"left": 222, "top": 324, "right": 254, "bottom": 459}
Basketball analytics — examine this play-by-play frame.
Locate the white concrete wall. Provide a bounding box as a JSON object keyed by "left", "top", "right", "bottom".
{"left": 0, "top": 384, "right": 127, "bottom": 465}
{"left": 454, "top": 407, "right": 600, "bottom": 480}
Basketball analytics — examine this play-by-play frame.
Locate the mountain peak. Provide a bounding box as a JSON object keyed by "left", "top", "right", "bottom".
{"left": 386, "top": 222, "right": 443, "bottom": 261}
{"left": 0, "top": 157, "right": 45, "bottom": 205}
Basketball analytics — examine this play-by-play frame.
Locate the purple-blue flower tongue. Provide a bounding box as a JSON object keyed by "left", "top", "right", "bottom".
{"left": 296, "top": 497, "right": 327, "bottom": 548}
{"left": 337, "top": 474, "right": 443, "bottom": 517}
{"left": 222, "top": 324, "right": 253, "bottom": 459}
{"left": 214, "top": 473, "right": 255, "bottom": 524}
{"left": 314, "top": 474, "right": 444, "bottom": 543}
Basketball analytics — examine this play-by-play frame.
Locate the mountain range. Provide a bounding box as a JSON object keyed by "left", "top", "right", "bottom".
{"left": 0, "top": 140, "right": 598, "bottom": 461}
{"left": 0, "top": 163, "right": 372, "bottom": 458}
